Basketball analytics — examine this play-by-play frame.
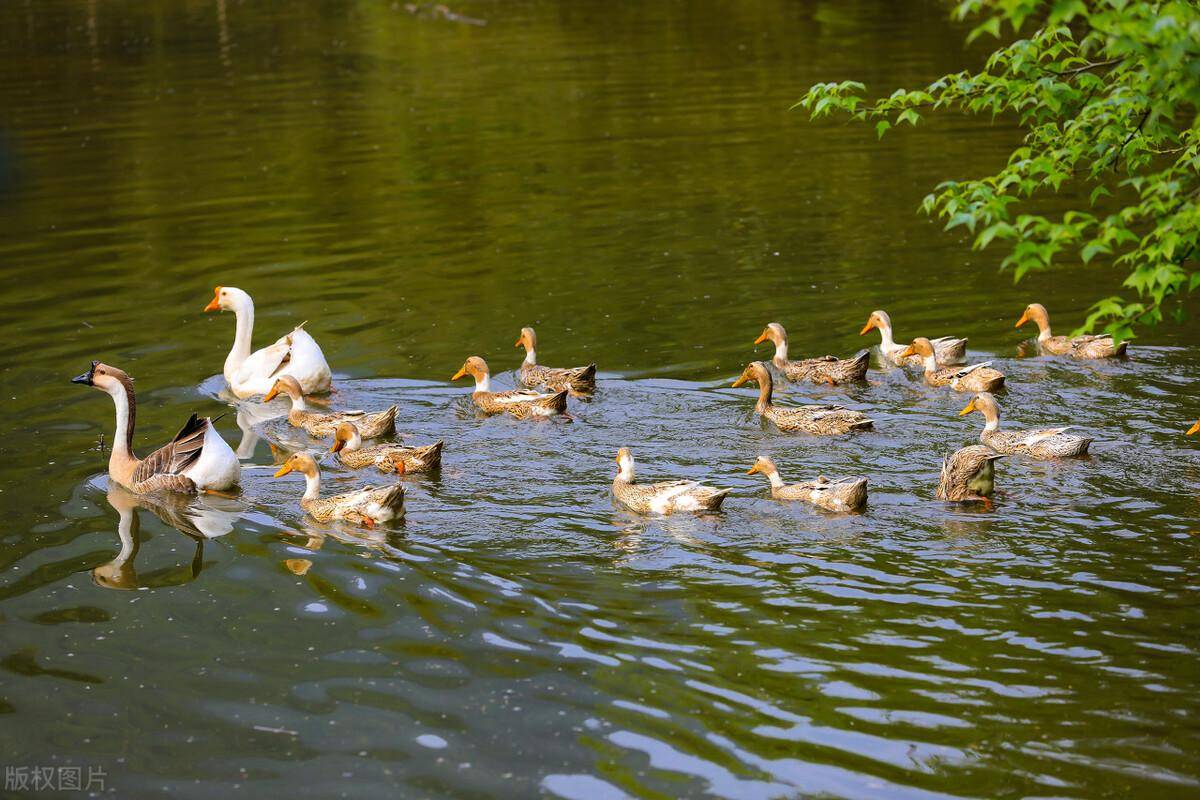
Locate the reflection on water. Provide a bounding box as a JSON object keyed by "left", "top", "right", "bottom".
{"left": 1, "top": 0, "right": 1199, "bottom": 797}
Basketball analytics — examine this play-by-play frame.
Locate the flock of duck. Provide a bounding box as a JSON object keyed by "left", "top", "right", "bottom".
{"left": 72, "top": 286, "right": 1194, "bottom": 526}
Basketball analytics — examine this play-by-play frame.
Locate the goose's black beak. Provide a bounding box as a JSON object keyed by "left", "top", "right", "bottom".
{"left": 72, "top": 360, "right": 99, "bottom": 386}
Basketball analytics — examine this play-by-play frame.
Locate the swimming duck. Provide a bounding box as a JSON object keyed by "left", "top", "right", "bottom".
{"left": 612, "top": 447, "right": 730, "bottom": 514}
{"left": 452, "top": 356, "right": 570, "bottom": 419}
{"left": 1189, "top": 420, "right": 1200, "bottom": 436}
{"left": 959, "top": 392, "right": 1092, "bottom": 458}
{"left": 330, "top": 422, "right": 444, "bottom": 474}
{"left": 273, "top": 452, "right": 405, "bottom": 525}
{"left": 754, "top": 322, "right": 869, "bottom": 384}
{"left": 746, "top": 456, "right": 867, "bottom": 511}
{"left": 1015, "top": 303, "right": 1129, "bottom": 358}
{"left": 263, "top": 376, "right": 396, "bottom": 438}
{"left": 204, "top": 286, "right": 333, "bottom": 398}
{"left": 859, "top": 310, "right": 967, "bottom": 366}
{"left": 731, "top": 362, "right": 873, "bottom": 435}
{"left": 899, "top": 338, "right": 1005, "bottom": 393}
{"left": 515, "top": 327, "right": 597, "bottom": 394}
{"left": 936, "top": 445, "right": 1004, "bottom": 505}
{"left": 72, "top": 361, "right": 240, "bottom": 494}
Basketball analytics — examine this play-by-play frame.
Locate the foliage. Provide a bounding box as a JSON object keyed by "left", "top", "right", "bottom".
{"left": 795, "top": 0, "right": 1200, "bottom": 340}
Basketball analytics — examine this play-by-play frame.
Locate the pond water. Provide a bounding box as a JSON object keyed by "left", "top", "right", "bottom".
{"left": 2, "top": 1, "right": 1198, "bottom": 797}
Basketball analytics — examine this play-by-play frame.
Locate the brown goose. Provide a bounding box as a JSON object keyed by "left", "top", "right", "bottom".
{"left": 72, "top": 361, "right": 240, "bottom": 494}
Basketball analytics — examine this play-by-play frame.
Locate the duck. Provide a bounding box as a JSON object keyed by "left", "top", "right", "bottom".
{"left": 899, "top": 338, "right": 1006, "bottom": 393}
{"left": 515, "top": 327, "right": 597, "bottom": 394}
{"left": 451, "top": 356, "right": 570, "bottom": 419}
{"left": 72, "top": 361, "right": 241, "bottom": 494}
{"left": 754, "top": 322, "right": 869, "bottom": 384}
{"left": 204, "top": 286, "right": 333, "bottom": 398}
{"left": 936, "top": 445, "right": 1004, "bottom": 505}
{"left": 745, "top": 456, "right": 867, "bottom": 511}
{"left": 859, "top": 310, "right": 967, "bottom": 366}
{"left": 612, "top": 447, "right": 730, "bottom": 514}
{"left": 1015, "top": 303, "right": 1129, "bottom": 358}
{"left": 330, "top": 421, "right": 444, "bottom": 474}
{"left": 263, "top": 376, "right": 396, "bottom": 438}
{"left": 731, "top": 361, "right": 873, "bottom": 435}
{"left": 273, "top": 452, "right": 405, "bottom": 526}
{"left": 1190, "top": 420, "right": 1200, "bottom": 436}
{"left": 959, "top": 392, "right": 1092, "bottom": 458}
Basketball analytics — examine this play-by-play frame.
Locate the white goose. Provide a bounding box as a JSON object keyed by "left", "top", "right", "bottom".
{"left": 73, "top": 361, "right": 241, "bottom": 494}
{"left": 204, "top": 286, "right": 332, "bottom": 399}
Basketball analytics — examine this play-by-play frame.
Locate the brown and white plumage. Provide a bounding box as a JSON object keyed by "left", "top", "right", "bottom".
{"left": 72, "top": 361, "right": 240, "bottom": 494}
{"left": 900, "top": 338, "right": 1005, "bottom": 393}
{"left": 747, "top": 456, "right": 867, "bottom": 512}
{"left": 754, "top": 322, "right": 869, "bottom": 385}
{"left": 731, "top": 361, "right": 873, "bottom": 435}
{"left": 264, "top": 376, "right": 396, "bottom": 439}
{"left": 959, "top": 392, "right": 1092, "bottom": 458}
{"left": 859, "top": 309, "right": 967, "bottom": 366}
{"left": 937, "top": 445, "right": 1004, "bottom": 503}
{"left": 515, "top": 327, "right": 596, "bottom": 394}
{"left": 612, "top": 448, "right": 730, "bottom": 514}
{"left": 330, "top": 422, "right": 443, "bottom": 474}
{"left": 274, "top": 452, "right": 404, "bottom": 525}
{"left": 452, "top": 356, "right": 570, "bottom": 419}
{"left": 1016, "top": 303, "right": 1129, "bottom": 359}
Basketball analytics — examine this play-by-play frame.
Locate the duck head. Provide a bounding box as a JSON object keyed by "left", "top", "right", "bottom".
{"left": 1015, "top": 303, "right": 1052, "bottom": 338}
{"left": 330, "top": 421, "right": 362, "bottom": 454}
{"left": 263, "top": 375, "right": 305, "bottom": 404}
{"left": 859, "top": 310, "right": 893, "bottom": 336}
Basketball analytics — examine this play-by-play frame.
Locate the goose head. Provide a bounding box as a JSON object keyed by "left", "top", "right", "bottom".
{"left": 204, "top": 286, "right": 251, "bottom": 313}
{"left": 72, "top": 360, "right": 133, "bottom": 397}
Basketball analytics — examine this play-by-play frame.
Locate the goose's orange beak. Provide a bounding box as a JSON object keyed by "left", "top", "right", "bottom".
{"left": 859, "top": 319, "right": 876, "bottom": 336}
{"left": 1188, "top": 420, "right": 1200, "bottom": 436}
{"left": 204, "top": 286, "right": 222, "bottom": 313}
{"left": 1015, "top": 310, "right": 1030, "bottom": 328}
{"left": 273, "top": 464, "right": 292, "bottom": 478}
{"left": 753, "top": 331, "right": 770, "bottom": 345}
{"left": 330, "top": 439, "right": 345, "bottom": 453}
{"left": 959, "top": 398, "right": 976, "bottom": 416}
{"left": 263, "top": 385, "right": 280, "bottom": 402}
{"left": 731, "top": 375, "right": 749, "bottom": 388}
{"left": 746, "top": 464, "right": 760, "bottom": 475}
{"left": 451, "top": 366, "right": 468, "bottom": 381}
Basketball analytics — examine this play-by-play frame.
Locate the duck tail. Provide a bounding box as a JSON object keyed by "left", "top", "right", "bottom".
{"left": 536, "top": 389, "right": 570, "bottom": 415}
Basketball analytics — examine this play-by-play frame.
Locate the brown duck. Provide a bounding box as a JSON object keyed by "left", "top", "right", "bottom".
{"left": 754, "top": 322, "right": 869, "bottom": 385}
{"left": 959, "top": 392, "right": 1092, "bottom": 458}
{"left": 937, "top": 445, "right": 1003, "bottom": 505}
{"left": 732, "top": 362, "right": 873, "bottom": 435}
{"left": 899, "top": 338, "right": 1005, "bottom": 393}
{"left": 330, "top": 421, "right": 443, "bottom": 474}
{"left": 746, "top": 456, "right": 867, "bottom": 511}
{"left": 515, "top": 327, "right": 596, "bottom": 394}
{"left": 1016, "top": 303, "right": 1128, "bottom": 358}
{"left": 274, "top": 452, "right": 405, "bottom": 526}
{"left": 612, "top": 448, "right": 730, "bottom": 514}
{"left": 264, "top": 376, "right": 397, "bottom": 439}
{"left": 452, "top": 356, "right": 570, "bottom": 419}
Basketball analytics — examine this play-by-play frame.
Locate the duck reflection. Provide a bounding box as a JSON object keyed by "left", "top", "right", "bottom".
{"left": 94, "top": 485, "right": 241, "bottom": 590}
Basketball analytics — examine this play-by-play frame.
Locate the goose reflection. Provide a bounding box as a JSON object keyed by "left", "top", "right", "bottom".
{"left": 94, "top": 484, "right": 241, "bottom": 590}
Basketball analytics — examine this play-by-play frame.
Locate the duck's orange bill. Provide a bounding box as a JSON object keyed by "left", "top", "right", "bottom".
{"left": 1015, "top": 310, "right": 1030, "bottom": 328}
{"left": 753, "top": 331, "right": 769, "bottom": 345}
{"left": 330, "top": 440, "right": 345, "bottom": 453}
{"left": 263, "top": 387, "right": 280, "bottom": 402}
{"left": 859, "top": 320, "right": 875, "bottom": 335}
{"left": 273, "top": 464, "right": 292, "bottom": 478}
{"left": 1188, "top": 420, "right": 1200, "bottom": 436}
{"left": 745, "top": 465, "right": 759, "bottom": 475}
{"left": 731, "top": 376, "right": 748, "bottom": 388}
{"left": 514, "top": 335, "right": 525, "bottom": 347}
{"left": 899, "top": 346, "right": 916, "bottom": 358}
{"left": 451, "top": 366, "right": 468, "bottom": 381}
{"left": 958, "top": 398, "right": 976, "bottom": 416}
{"left": 203, "top": 287, "right": 222, "bottom": 313}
